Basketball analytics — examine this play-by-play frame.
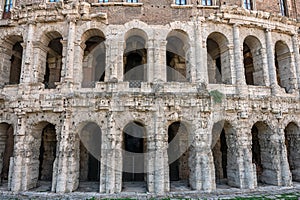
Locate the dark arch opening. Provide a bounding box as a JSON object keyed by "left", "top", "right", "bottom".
{"left": 168, "top": 121, "right": 190, "bottom": 190}
{"left": 212, "top": 129, "right": 228, "bottom": 183}
{"left": 166, "top": 32, "right": 188, "bottom": 82}
{"left": 122, "top": 121, "right": 147, "bottom": 192}
{"left": 44, "top": 36, "right": 63, "bottom": 89}
{"left": 251, "top": 122, "right": 277, "bottom": 185}
{"left": 38, "top": 123, "right": 57, "bottom": 181}
{"left": 207, "top": 39, "right": 222, "bottom": 84}
{"left": 9, "top": 42, "right": 23, "bottom": 85}
{"left": 284, "top": 122, "right": 300, "bottom": 182}
{"left": 243, "top": 43, "right": 254, "bottom": 85}
{"left": 243, "top": 36, "right": 265, "bottom": 86}
{"left": 82, "top": 36, "right": 106, "bottom": 88}
{"left": 274, "top": 41, "right": 295, "bottom": 93}
{"left": 207, "top": 32, "right": 231, "bottom": 84}
{"left": 122, "top": 121, "right": 145, "bottom": 182}
{"left": 0, "top": 123, "right": 14, "bottom": 183}
{"left": 78, "top": 122, "right": 102, "bottom": 192}
{"left": 123, "top": 34, "right": 147, "bottom": 88}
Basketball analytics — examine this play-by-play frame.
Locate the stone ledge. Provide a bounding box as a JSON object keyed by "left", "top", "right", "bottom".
{"left": 197, "top": 5, "right": 219, "bottom": 9}
{"left": 170, "top": 4, "right": 193, "bottom": 9}
{"left": 91, "top": 2, "right": 143, "bottom": 7}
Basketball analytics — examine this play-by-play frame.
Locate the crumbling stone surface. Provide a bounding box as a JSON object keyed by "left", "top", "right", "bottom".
{"left": 0, "top": 0, "right": 299, "bottom": 196}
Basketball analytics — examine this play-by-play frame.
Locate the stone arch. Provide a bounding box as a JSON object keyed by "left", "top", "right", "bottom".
{"left": 41, "top": 31, "right": 63, "bottom": 89}
{"left": 274, "top": 40, "right": 295, "bottom": 93}
{"left": 0, "top": 35, "right": 23, "bottom": 87}
{"left": 123, "top": 29, "right": 148, "bottom": 87}
{"left": 166, "top": 29, "right": 190, "bottom": 82}
{"left": 81, "top": 29, "right": 106, "bottom": 88}
{"left": 0, "top": 122, "right": 14, "bottom": 183}
{"left": 243, "top": 35, "right": 265, "bottom": 86}
{"left": 77, "top": 121, "right": 102, "bottom": 192}
{"left": 284, "top": 122, "right": 300, "bottom": 182}
{"left": 211, "top": 120, "right": 240, "bottom": 188}
{"left": 206, "top": 32, "right": 231, "bottom": 84}
{"left": 122, "top": 121, "right": 147, "bottom": 191}
{"left": 251, "top": 121, "right": 278, "bottom": 185}
{"left": 28, "top": 121, "right": 58, "bottom": 191}
{"left": 167, "top": 121, "right": 190, "bottom": 190}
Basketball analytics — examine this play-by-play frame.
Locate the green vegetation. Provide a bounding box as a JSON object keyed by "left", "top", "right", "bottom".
{"left": 209, "top": 89, "right": 224, "bottom": 104}
{"left": 230, "top": 192, "right": 300, "bottom": 200}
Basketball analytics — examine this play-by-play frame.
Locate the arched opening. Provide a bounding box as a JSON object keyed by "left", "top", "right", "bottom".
{"left": 38, "top": 124, "right": 57, "bottom": 182}
{"left": 284, "top": 122, "right": 300, "bottom": 182}
{"left": 82, "top": 29, "right": 106, "bottom": 88}
{"left": 0, "top": 35, "right": 23, "bottom": 86}
{"left": 211, "top": 121, "right": 238, "bottom": 188}
{"left": 25, "top": 121, "right": 58, "bottom": 191}
{"left": 123, "top": 29, "right": 147, "bottom": 88}
{"left": 0, "top": 123, "right": 14, "bottom": 184}
{"left": 43, "top": 32, "right": 63, "bottom": 89}
{"left": 207, "top": 32, "right": 231, "bottom": 84}
{"left": 168, "top": 121, "right": 190, "bottom": 190}
{"left": 78, "top": 122, "right": 102, "bottom": 192}
{"left": 274, "top": 41, "right": 295, "bottom": 93}
{"left": 166, "top": 30, "right": 189, "bottom": 82}
{"left": 251, "top": 122, "right": 277, "bottom": 185}
{"left": 243, "top": 36, "right": 265, "bottom": 86}
{"left": 122, "top": 121, "right": 147, "bottom": 192}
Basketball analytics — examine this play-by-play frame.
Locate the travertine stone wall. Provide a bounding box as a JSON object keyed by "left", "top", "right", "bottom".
{"left": 0, "top": 0, "right": 299, "bottom": 196}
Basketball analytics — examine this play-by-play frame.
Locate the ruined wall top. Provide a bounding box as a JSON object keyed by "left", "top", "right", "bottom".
{"left": 0, "top": 0, "right": 297, "bottom": 25}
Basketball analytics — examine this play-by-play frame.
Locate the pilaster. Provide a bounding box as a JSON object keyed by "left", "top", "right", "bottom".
{"left": 195, "top": 20, "right": 208, "bottom": 83}
{"left": 106, "top": 35, "right": 124, "bottom": 82}
{"left": 189, "top": 121, "right": 215, "bottom": 191}
{"left": 21, "top": 23, "right": 35, "bottom": 83}
{"left": 9, "top": 115, "right": 26, "bottom": 191}
{"left": 292, "top": 35, "right": 300, "bottom": 91}
{"left": 52, "top": 111, "right": 78, "bottom": 193}
{"left": 265, "top": 29, "right": 279, "bottom": 94}
{"left": 100, "top": 111, "right": 121, "bottom": 193}
{"left": 155, "top": 40, "right": 167, "bottom": 82}
{"left": 31, "top": 41, "right": 48, "bottom": 83}
{"left": 62, "top": 18, "right": 77, "bottom": 83}
{"left": 232, "top": 24, "right": 247, "bottom": 95}
{"left": 152, "top": 111, "right": 169, "bottom": 193}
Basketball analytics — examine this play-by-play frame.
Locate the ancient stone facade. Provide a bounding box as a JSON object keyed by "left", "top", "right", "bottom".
{"left": 0, "top": 0, "right": 299, "bottom": 195}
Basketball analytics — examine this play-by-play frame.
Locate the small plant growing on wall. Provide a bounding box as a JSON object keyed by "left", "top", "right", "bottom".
{"left": 209, "top": 90, "right": 224, "bottom": 104}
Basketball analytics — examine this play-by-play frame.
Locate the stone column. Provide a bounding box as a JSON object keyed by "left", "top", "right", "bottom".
{"left": 265, "top": 29, "right": 279, "bottom": 94}
{"left": 105, "top": 36, "right": 124, "bottom": 81}
{"left": 9, "top": 116, "right": 26, "bottom": 191}
{"left": 292, "top": 35, "right": 300, "bottom": 90}
{"left": 234, "top": 126, "right": 256, "bottom": 189}
{"left": 147, "top": 39, "right": 155, "bottom": 82}
{"left": 52, "top": 111, "right": 77, "bottom": 193}
{"left": 62, "top": 17, "right": 77, "bottom": 83}
{"left": 227, "top": 44, "right": 236, "bottom": 84}
{"left": 195, "top": 20, "right": 208, "bottom": 83}
{"left": 232, "top": 24, "right": 247, "bottom": 95}
{"left": 189, "top": 122, "right": 215, "bottom": 191}
{"left": 187, "top": 39, "right": 197, "bottom": 83}
{"left": 21, "top": 23, "right": 35, "bottom": 83}
{"left": 155, "top": 39, "right": 167, "bottom": 82}
{"left": 259, "top": 47, "right": 270, "bottom": 86}
{"left": 150, "top": 111, "right": 168, "bottom": 193}
{"left": 31, "top": 41, "right": 48, "bottom": 84}
{"left": 277, "top": 128, "right": 293, "bottom": 186}
{"left": 72, "top": 40, "right": 85, "bottom": 87}
{"left": 100, "top": 111, "right": 120, "bottom": 193}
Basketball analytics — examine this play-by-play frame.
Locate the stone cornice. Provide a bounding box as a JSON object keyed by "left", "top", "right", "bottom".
{"left": 8, "top": 1, "right": 107, "bottom": 25}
